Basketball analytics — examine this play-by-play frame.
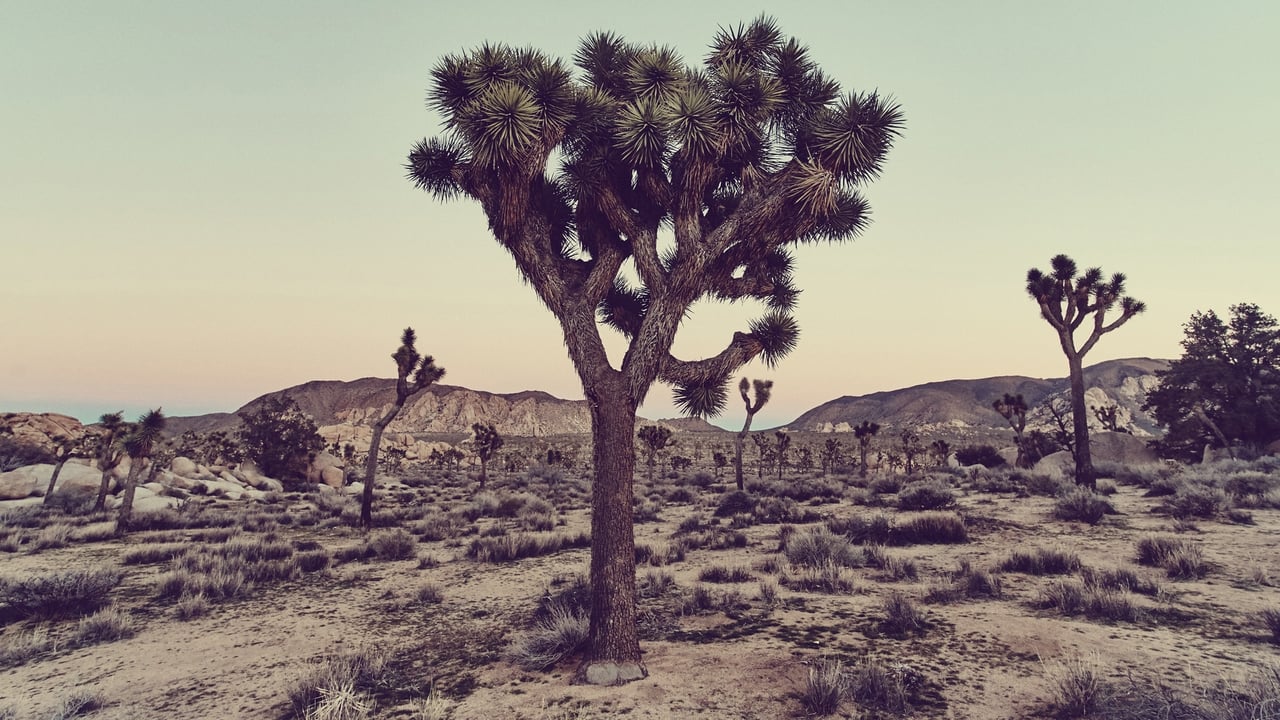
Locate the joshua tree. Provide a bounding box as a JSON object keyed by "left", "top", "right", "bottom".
{"left": 773, "top": 430, "right": 791, "bottom": 481}
{"left": 819, "top": 437, "right": 843, "bottom": 477}
{"left": 92, "top": 412, "right": 126, "bottom": 512}
{"left": 853, "top": 421, "right": 880, "bottom": 477}
{"left": 1092, "top": 403, "right": 1126, "bottom": 433}
{"left": 637, "top": 425, "right": 675, "bottom": 483}
{"left": 928, "top": 439, "right": 951, "bottom": 468}
{"left": 405, "top": 19, "right": 903, "bottom": 682}
{"left": 42, "top": 432, "right": 91, "bottom": 504}
{"left": 363, "top": 328, "right": 445, "bottom": 530}
{"left": 1026, "top": 255, "right": 1145, "bottom": 488}
{"left": 796, "top": 446, "right": 814, "bottom": 473}
{"left": 471, "top": 423, "right": 504, "bottom": 488}
{"left": 992, "top": 393, "right": 1031, "bottom": 468}
{"left": 712, "top": 451, "right": 727, "bottom": 479}
{"left": 117, "top": 409, "right": 166, "bottom": 532}
{"left": 751, "top": 433, "right": 774, "bottom": 481}
{"left": 899, "top": 428, "right": 924, "bottom": 475}
{"left": 734, "top": 379, "right": 773, "bottom": 490}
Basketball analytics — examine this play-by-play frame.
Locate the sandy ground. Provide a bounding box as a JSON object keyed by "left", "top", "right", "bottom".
{"left": 1, "top": 470, "right": 1278, "bottom": 719}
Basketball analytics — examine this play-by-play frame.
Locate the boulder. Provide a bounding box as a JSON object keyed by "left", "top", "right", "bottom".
{"left": 218, "top": 471, "right": 245, "bottom": 487}
{"left": 320, "top": 466, "right": 345, "bottom": 489}
{"left": 307, "top": 452, "right": 344, "bottom": 485}
{"left": 0, "top": 468, "right": 40, "bottom": 499}
{"left": 257, "top": 477, "right": 284, "bottom": 493}
{"left": 1090, "top": 431, "right": 1158, "bottom": 465}
{"left": 49, "top": 463, "right": 110, "bottom": 499}
{"left": 171, "top": 456, "right": 198, "bottom": 477}
{"left": 344, "top": 482, "right": 364, "bottom": 496}
{"left": 132, "top": 494, "right": 181, "bottom": 513}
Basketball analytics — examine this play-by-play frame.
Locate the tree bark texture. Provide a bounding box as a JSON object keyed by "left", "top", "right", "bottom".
{"left": 580, "top": 382, "right": 646, "bottom": 685}
{"left": 362, "top": 401, "right": 403, "bottom": 531}
{"left": 1066, "top": 352, "right": 1096, "bottom": 488}
{"left": 116, "top": 460, "right": 145, "bottom": 531}
{"left": 733, "top": 411, "right": 755, "bottom": 491}
{"left": 43, "top": 458, "right": 69, "bottom": 504}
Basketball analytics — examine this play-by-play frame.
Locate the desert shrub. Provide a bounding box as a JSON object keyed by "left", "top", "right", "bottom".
{"left": 827, "top": 514, "right": 893, "bottom": 545}
{"left": 780, "top": 561, "right": 858, "bottom": 594}
{"left": 507, "top": 601, "right": 589, "bottom": 671}
{"left": 42, "top": 492, "right": 95, "bottom": 516}
{"left": 697, "top": 565, "right": 754, "bottom": 583}
{"left": 880, "top": 591, "right": 926, "bottom": 635}
{"left": 783, "top": 527, "right": 862, "bottom": 569}
{"left": 70, "top": 605, "right": 137, "bottom": 646}
{"left": 676, "top": 514, "right": 708, "bottom": 534}
{"left": 413, "top": 511, "right": 472, "bottom": 541}
{"left": 1260, "top": 609, "right": 1280, "bottom": 644}
{"left": 0, "top": 567, "right": 122, "bottom": 619}
{"left": 1135, "top": 535, "right": 1185, "bottom": 567}
{"left": 896, "top": 480, "right": 955, "bottom": 511}
{"left": 1053, "top": 489, "right": 1113, "bottom": 525}
{"left": 893, "top": 512, "right": 968, "bottom": 545}
{"left": 664, "top": 486, "right": 696, "bottom": 504}
{"left": 998, "top": 547, "right": 1082, "bottom": 576}
{"left": 296, "top": 549, "right": 332, "bottom": 573}
{"left": 287, "top": 647, "right": 387, "bottom": 719}
{"left": 961, "top": 569, "right": 1003, "bottom": 599}
{"left": 757, "top": 579, "right": 779, "bottom": 606}
{"left": 955, "top": 445, "right": 1005, "bottom": 468}
{"left": 237, "top": 394, "right": 324, "bottom": 484}
{"left": 1162, "top": 543, "right": 1208, "bottom": 579}
{"left": 27, "top": 523, "right": 72, "bottom": 553}
{"left": 1166, "top": 484, "right": 1227, "bottom": 519}
{"left": 778, "top": 477, "right": 843, "bottom": 503}
{"left": 869, "top": 475, "right": 903, "bottom": 494}
{"left": 1144, "top": 476, "right": 1180, "bottom": 497}
{"left": 366, "top": 528, "right": 417, "bottom": 560}
{"left": 714, "top": 490, "right": 756, "bottom": 517}
{"left": 637, "top": 569, "right": 676, "bottom": 599}
{"left": 1225, "top": 508, "right": 1254, "bottom": 524}
{"left": 415, "top": 583, "right": 444, "bottom": 605}
{"left": 126, "top": 508, "right": 188, "bottom": 532}
{"left": 1039, "top": 580, "right": 1140, "bottom": 622}
{"left": 465, "top": 531, "right": 590, "bottom": 563}
{"left": 70, "top": 522, "right": 118, "bottom": 543}
{"left": 1093, "top": 479, "right": 1116, "bottom": 496}
{"left": 753, "top": 496, "right": 820, "bottom": 524}
{"left": 684, "top": 471, "right": 716, "bottom": 488}
{"left": 881, "top": 555, "right": 919, "bottom": 581}
{"left": 802, "top": 658, "right": 847, "bottom": 716}
{"left": 44, "top": 691, "right": 106, "bottom": 720}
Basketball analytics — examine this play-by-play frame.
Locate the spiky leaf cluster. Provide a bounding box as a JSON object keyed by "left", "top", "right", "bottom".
{"left": 1026, "top": 254, "right": 1146, "bottom": 357}
{"left": 407, "top": 17, "right": 903, "bottom": 416}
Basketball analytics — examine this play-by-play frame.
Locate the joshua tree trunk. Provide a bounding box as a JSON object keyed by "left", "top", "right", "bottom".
{"left": 43, "top": 456, "right": 70, "bottom": 504}
{"left": 116, "top": 460, "right": 146, "bottom": 531}
{"left": 733, "top": 420, "right": 754, "bottom": 491}
{"left": 859, "top": 440, "right": 870, "bottom": 477}
{"left": 1066, "top": 351, "right": 1095, "bottom": 489}
{"left": 362, "top": 403, "right": 402, "bottom": 531}
{"left": 581, "top": 378, "right": 645, "bottom": 685}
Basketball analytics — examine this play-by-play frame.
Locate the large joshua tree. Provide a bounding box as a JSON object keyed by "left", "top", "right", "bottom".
{"left": 406, "top": 18, "right": 903, "bottom": 684}
{"left": 362, "top": 328, "right": 444, "bottom": 531}
{"left": 1026, "top": 254, "right": 1145, "bottom": 488}
{"left": 93, "top": 412, "right": 126, "bottom": 512}
{"left": 734, "top": 378, "right": 772, "bottom": 490}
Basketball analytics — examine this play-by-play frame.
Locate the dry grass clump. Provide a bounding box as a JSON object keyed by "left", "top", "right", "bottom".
{"left": 781, "top": 561, "right": 858, "bottom": 594}
{"left": 892, "top": 512, "right": 968, "bottom": 545}
{"left": 465, "top": 530, "right": 590, "bottom": 563}
{"left": 287, "top": 647, "right": 387, "bottom": 720}
{"left": 27, "top": 523, "right": 73, "bottom": 553}
{"left": 880, "top": 591, "right": 927, "bottom": 635}
{"left": 1038, "top": 579, "right": 1141, "bottom": 622}
{"left": 998, "top": 547, "right": 1082, "bottom": 575}
{"left": 1165, "top": 483, "right": 1228, "bottom": 519}
{"left": 1135, "top": 534, "right": 1208, "bottom": 579}
{"left": 0, "top": 628, "right": 51, "bottom": 668}
{"left": 70, "top": 605, "right": 137, "bottom": 646}
{"left": 175, "top": 592, "right": 211, "bottom": 620}
{"left": 366, "top": 528, "right": 417, "bottom": 560}
{"left": 44, "top": 691, "right": 107, "bottom": 720}
{"left": 1045, "top": 654, "right": 1113, "bottom": 718}
{"left": 896, "top": 479, "right": 956, "bottom": 511}
{"left": 1043, "top": 657, "right": 1280, "bottom": 719}
{"left": 925, "top": 559, "right": 1004, "bottom": 604}
{"left": 783, "top": 526, "right": 863, "bottom": 569}
{"left": 0, "top": 567, "right": 122, "bottom": 619}
{"left": 697, "top": 564, "right": 754, "bottom": 583}
{"left": 122, "top": 543, "right": 188, "bottom": 565}
{"left": 800, "top": 655, "right": 919, "bottom": 716}
{"left": 1079, "top": 566, "right": 1162, "bottom": 596}
{"left": 506, "top": 600, "right": 589, "bottom": 671}
{"left": 637, "top": 569, "right": 677, "bottom": 599}
{"left": 801, "top": 657, "right": 847, "bottom": 716}
{"left": 1260, "top": 608, "right": 1280, "bottom": 644}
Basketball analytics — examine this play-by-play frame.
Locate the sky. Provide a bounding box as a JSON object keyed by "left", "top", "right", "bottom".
{"left": 3, "top": 1, "right": 1278, "bottom": 430}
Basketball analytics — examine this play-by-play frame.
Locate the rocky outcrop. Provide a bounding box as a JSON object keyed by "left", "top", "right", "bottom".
{"left": 0, "top": 413, "right": 84, "bottom": 452}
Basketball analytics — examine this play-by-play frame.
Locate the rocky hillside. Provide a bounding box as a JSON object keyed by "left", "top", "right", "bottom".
{"left": 166, "top": 379, "right": 594, "bottom": 439}
{"left": 789, "top": 357, "right": 1168, "bottom": 438}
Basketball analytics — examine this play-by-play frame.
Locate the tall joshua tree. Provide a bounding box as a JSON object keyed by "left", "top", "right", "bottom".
{"left": 471, "top": 423, "right": 504, "bottom": 488}
{"left": 117, "top": 409, "right": 166, "bottom": 532}
{"left": 1026, "top": 254, "right": 1145, "bottom": 488}
{"left": 93, "top": 412, "right": 126, "bottom": 512}
{"left": 363, "top": 328, "right": 445, "bottom": 531}
{"left": 406, "top": 18, "right": 903, "bottom": 683}
{"left": 853, "top": 421, "right": 879, "bottom": 477}
{"left": 734, "top": 379, "right": 772, "bottom": 490}
{"left": 992, "top": 393, "right": 1030, "bottom": 468}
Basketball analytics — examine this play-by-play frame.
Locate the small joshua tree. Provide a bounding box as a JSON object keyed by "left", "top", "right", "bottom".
{"left": 637, "top": 425, "right": 675, "bottom": 483}
{"left": 1092, "top": 403, "right": 1126, "bottom": 433}
{"left": 992, "top": 393, "right": 1031, "bottom": 468}
{"left": 42, "top": 432, "right": 93, "bottom": 505}
{"left": 751, "top": 433, "right": 775, "bottom": 481}
{"left": 734, "top": 379, "right": 772, "bottom": 490}
{"left": 712, "top": 451, "right": 728, "bottom": 479}
{"left": 929, "top": 439, "right": 950, "bottom": 468}
{"left": 471, "top": 423, "right": 504, "bottom": 489}
{"left": 774, "top": 431, "right": 791, "bottom": 481}
{"left": 117, "top": 409, "right": 166, "bottom": 532}
{"left": 362, "top": 328, "right": 445, "bottom": 530}
{"left": 820, "top": 437, "right": 843, "bottom": 477}
{"left": 1027, "top": 254, "right": 1145, "bottom": 487}
{"left": 899, "top": 427, "right": 924, "bottom": 475}
{"left": 853, "top": 421, "right": 879, "bottom": 477}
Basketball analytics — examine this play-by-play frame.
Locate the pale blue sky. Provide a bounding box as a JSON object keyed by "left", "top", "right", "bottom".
{"left": 3, "top": 1, "right": 1278, "bottom": 429}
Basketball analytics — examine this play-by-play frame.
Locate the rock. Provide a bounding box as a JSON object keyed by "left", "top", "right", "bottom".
{"left": 344, "top": 482, "right": 364, "bottom": 496}
{"left": 257, "top": 477, "right": 284, "bottom": 493}
{"left": 307, "top": 452, "right": 344, "bottom": 485}
{"left": 171, "top": 456, "right": 198, "bottom": 476}
{"left": 218, "top": 471, "right": 245, "bottom": 487}
{"left": 132, "top": 495, "right": 181, "bottom": 513}
{"left": 0, "top": 468, "right": 40, "bottom": 499}
{"left": 0, "top": 413, "right": 85, "bottom": 453}
{"left": 320, "top": 466, "right": 345, "bottom": 489}
{"left": 50, "top": 463, "right": 110, "bottom": 498}
{"left": 1090, "top": 431, "right": 1158, "bottom": 465}
{"left": 0, "top": 497, "right": 45, "bottom": 510}
{"left": 141, "top": 482, "right": 165, "bottom": 494}
{"left": 158, "top": 470, "right": 198, "bottom": 491}
{"left": 203, "top": 479, "right": 244, "bottom": 500}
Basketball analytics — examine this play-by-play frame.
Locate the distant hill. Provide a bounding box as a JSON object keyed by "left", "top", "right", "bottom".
{"left": 788, "top": 357, "right": 1168, "bottom": 438}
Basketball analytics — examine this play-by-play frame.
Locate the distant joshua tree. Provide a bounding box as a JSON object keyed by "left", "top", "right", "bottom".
{"left": 734, "top": 379, "right": 772, "bottom": 490}
{"left": 774, "top": 431, "right": 791, "bottom": 481}
{"left": 992, "top": 393, "right": 1031, "bottom": 468}
{"left": 899, "top": 428, "right": 924, "bottom": 476}
{"left": 362, "top": 328, "right": 445, "bottom": 530}
{"left": 820, "top": 437, "right": 843, "bottom": 477}
{"left": 853, "top": 421, "right": 879, "bottom": 477}
{"left": 1092, "top": 403, "right": 1126, "bottom": 433}
{"left": 712, "top": 451, "right": 728, "bottom": 479}
{"left": 637, "top": 425, "right": 675, "bottom": 484}
{"left": 42, "top": 432, "right": 92, "bottom": 504}
{"left": 471, "top": 423, "right": 504, "bottom": 488}
{"left": 929, "top": 439, "right": 950, "bottom": 468}
{"left": 751, "top": 433, "right": 775, "bottom": 481}
{"left": 1027, "top": 254, "right": 1144, "bottom": 488}
{"left": 117, "top": 409, "right": 166, "bottom": 532}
